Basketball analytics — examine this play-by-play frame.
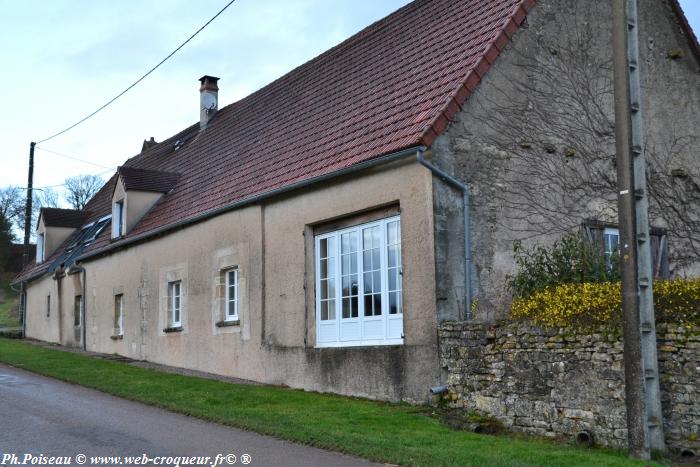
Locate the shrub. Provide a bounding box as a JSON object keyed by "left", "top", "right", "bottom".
{"left": 506, "top": 232, "right": 618, "bottom": 299}
{"left": 511, "top": 277, "right": 700, "bottom": 328}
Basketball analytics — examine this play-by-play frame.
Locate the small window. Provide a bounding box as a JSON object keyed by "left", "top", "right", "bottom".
{"left": 583, "top": 221, "right": 670, "bottom": 278}
{"left": 46, "top": 295, "right": 51, "bottom": 318}
{"left": 74, "top": 295, "right": 82, "bottom": 327}
{"left": 112, "top": 200, "right": 124, "bottom": 238}
{"left": 168, "top": 281, "right": 182, "bottom": 327}
{"left": 114, "top": 294, "right": 124, "bottom": 336}
{"left": 225, "top": 269, "right": 238, "bottom": 321}
{"left": 36, "top": 233, "right": 45, "bottom": 263}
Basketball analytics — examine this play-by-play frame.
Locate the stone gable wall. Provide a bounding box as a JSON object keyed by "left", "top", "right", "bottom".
{"left": 439, "top": 321, "right": 699, "bottom": 452}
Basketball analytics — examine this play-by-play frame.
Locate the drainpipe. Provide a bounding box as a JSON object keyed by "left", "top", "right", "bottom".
{"left": 417, "top": 147, "right": 473, "bottom": 320}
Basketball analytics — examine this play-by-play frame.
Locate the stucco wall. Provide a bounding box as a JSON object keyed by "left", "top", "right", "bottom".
{"left": 26, "top": 160, "right": 439, "bottom": 402}
{"left": 432, "top": 0, "right": 700, "bottom": 319}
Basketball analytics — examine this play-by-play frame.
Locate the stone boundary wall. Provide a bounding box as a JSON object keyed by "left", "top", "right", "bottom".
{"left": 438, "top": 322, "right": 699, "bottom": 452}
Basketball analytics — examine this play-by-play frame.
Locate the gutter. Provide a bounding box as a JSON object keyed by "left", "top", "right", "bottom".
{"left": 417, "top": 147, "right": 473, "bottom": 320}
{"left": 77, "top": 146, "right": 421, "bottom": 262}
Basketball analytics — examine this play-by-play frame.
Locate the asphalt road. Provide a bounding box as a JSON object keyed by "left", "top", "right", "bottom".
{"left": 0, "top": 364, "right": 379, "bottom": 467}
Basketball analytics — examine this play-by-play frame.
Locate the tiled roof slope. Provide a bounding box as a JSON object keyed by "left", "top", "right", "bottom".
{"left": 118, "top": 166, "right": 180, "bottom": 193}
{"left": 121, "top": 0, "right": 534, "bottom": 236}
{"left": 18, "top": 0, "right": 537, "bottom": 282}
{"left": 39, "top": 208, "right": 91, "bottom": 228}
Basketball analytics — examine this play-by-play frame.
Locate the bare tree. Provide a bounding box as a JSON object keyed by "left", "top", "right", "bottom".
{"left": 64, "top": 175, "right": 104, "bottom": 210}
{"left": 0, "top": 186, "right": 24, "bottom": 230}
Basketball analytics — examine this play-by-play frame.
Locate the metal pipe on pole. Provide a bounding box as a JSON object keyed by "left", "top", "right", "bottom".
{"left": 612, "top": 0, "right": 665, "bottom": 459}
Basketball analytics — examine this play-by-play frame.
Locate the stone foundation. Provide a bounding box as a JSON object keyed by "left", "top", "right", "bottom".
{"left": 438, "top": 321, "right": 699, "bottom": 452}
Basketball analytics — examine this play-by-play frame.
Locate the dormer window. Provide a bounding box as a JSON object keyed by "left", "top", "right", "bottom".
{"left": 36, "top": 233, "right": 45, "bottom": 263}
{"left": 112, "top": 200, "right": 124, "bottom": 238}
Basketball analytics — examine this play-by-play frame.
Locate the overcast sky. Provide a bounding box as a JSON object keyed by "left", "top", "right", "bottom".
{"left": 0, "top": 0, "right": 698, "bottom": 200}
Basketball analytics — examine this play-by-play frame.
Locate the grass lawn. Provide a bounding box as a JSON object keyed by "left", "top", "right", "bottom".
{"left": 0, "top": 339, "right": 655, "bottom": 467}
{"left": 0, "top": 273, "right": 21, "bottom": 327}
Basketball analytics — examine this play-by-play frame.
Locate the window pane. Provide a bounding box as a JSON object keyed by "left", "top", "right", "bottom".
{"left": 364, "top": 295, "right": 373, "bottom": 316}
{"left": 373, "top": 270, "right": 381, "bottom": 292}
{"left": 372, "top": 226, "right": 380, "bottom": 248}
{"left": 350, "top": 252, "right": 358, "bottom": 274}
{"left": 351, "top": 275, "right": 359, "bottom": 295}
{"left": 342, "top": 276, "right": 350, "bottom": 296}
{"left": 320, "top": 279, "right": 328, "bottom": 300}
{"left": 363, "top": 250, "right": 371, "bottom": 271}
{"left": 389, "top": 292, "right": 398, "bottom": 314}
{"left": 389, "top": 268, "right": 397, "bottom": 291}
{"left": 388, "top": 245, "right": 398, "bottom": 268}
{"left": 320, "top": 238, "right": 328, "bottom": 258}
{"left": 387, "top": 221, "right": 399, "bottom": 245}
{"left": 351, "top": 296, "right": 358, "bottom": 318}
{"left": 342, "top": 298, "right": 351, "bottom": 319}
{"left": 372, "top": 249, "right": 380, "bottom": 270}
{"left": 328, "top": 300, "right": 336, "bottom": 320}
{"left": 373, "top": 294, "right": 382, "bottom": 316}
{"left": 364, "top": 273, "right": 372, "bottom": 293}
{"left": 363, "top": 228, "right": 372, "bottom": 249}
{"left": 321, "top": 301, "right": 328, "bottom": 320}
{"left": 320, "top": 258, "right": 328, "bottom": 278}
{"left": 342, "top": 255, "right": 350, "bottom": 275}
{"left": 327, "top": 278, "right": 336, "bottom": 300}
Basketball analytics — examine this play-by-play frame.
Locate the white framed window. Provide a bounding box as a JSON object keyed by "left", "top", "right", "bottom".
{"left": 168, "top": 281, "right": 182, "bottom": 327}
{"left": 225, "top": 269, "right": 238, "bottom": 321}
{"left": 114, "top": 294, "right": 124, "bottom": 336}
{"left": 315, "top": 216, "right": 403, "bottom": 347}
{"left": 603, "top": 227, "right": 619, "bottom": 270}
{"left": 36, "top": 233, "right": 45, "bottom": 263}
{"left": 112, "top": 200, "right": 124, "bottom": 238}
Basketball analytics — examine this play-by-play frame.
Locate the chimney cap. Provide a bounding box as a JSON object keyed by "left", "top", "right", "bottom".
{"left": 199, "top": 75, "right": 220, "bottom": 92}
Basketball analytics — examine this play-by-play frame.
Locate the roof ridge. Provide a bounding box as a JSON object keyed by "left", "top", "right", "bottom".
{"left": 420, "top": 0, "right": 536, "bottom": 147}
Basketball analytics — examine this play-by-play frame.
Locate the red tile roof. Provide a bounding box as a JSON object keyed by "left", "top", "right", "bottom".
{"left": 18, "top": 0, "right": 536, "bottom": 282}
{"left": 118, "top": 166, "right": 180, "bottom": 193}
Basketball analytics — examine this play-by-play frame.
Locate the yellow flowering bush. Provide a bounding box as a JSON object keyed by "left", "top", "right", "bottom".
{"left": 511, "top": 277, "right": 700, "bottom": 328}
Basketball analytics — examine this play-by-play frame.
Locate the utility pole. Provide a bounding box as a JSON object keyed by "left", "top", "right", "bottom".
{"left": 22, "top": 142, "right": 36, "bottom": 268}
{"left": 612, "top": 0, "right": 665, "bottom": 459}
{"left": 21, "top": 141, "right": 35, "bottom": 336}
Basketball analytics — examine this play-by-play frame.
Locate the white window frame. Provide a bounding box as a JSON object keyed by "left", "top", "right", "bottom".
{"left": 169, "top": 281, "right": 182, "bottom": 327}
{"left": 225, "top": 269, "right": 238, "bottom": 321}
{"left": 114, "top": 294, "right": 124, "bottom": 336}
{"left": 603, "top": 227, "right": 620, "bottom": 270}
{"left": 36, "top": 233, "right": 45, "bottom": 263}
{"left": 315, "top": 215, "right": 403, "bottom": 348}
{"left": 112, "top": 200, "right": 124, "bottom": 238}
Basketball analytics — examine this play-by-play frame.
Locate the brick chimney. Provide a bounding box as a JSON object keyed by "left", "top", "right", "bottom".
{"left": 199, "top": 75, "right": 219, "bottom": 130}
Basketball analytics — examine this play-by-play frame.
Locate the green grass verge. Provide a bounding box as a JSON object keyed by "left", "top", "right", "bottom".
{"left": 0, "top": 339, "right": 654, "bottom": 467}
{"left": 0, "top": 274, "right": 21, "bottom": 327}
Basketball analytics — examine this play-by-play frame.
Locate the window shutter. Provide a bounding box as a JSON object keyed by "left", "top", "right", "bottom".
{"left": 650, "top": 233, "right": 670, "bottom": 279}
{"left": 582, "top": 224, "right": 605, "bottom": 254}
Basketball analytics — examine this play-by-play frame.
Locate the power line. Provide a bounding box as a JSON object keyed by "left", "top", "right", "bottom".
{"left": 36, "top": 0, "right": 237, "bottom": 144}
{"left": 36, "top": 146, "right": 114, "bottom": 169}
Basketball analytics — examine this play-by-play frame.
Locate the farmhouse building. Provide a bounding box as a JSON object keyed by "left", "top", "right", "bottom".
{"left": 15, "top": 0, "right": 700, "bottom": 402}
